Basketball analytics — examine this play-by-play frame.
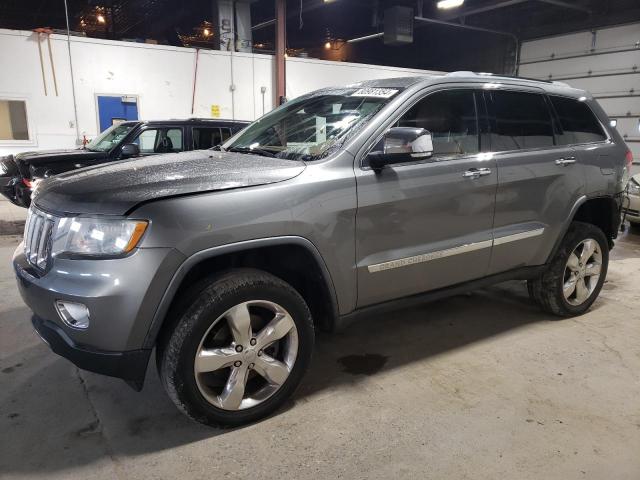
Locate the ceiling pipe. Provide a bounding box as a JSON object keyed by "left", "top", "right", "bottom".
{"left": 252, "top": 19, "right": 275, "bottom": 30}
{"left": 535, "top": 0, "right": 592, "bottom": 14}
{"left": 347, "top": 16, "right": 520, "bottom": 75}
{"left": 347, "top": 32, "right": 384, "bottom": 44}
{"left": 440, "top": 0, "right": 530, "bottom": 21}
{"left": 413, "top": 16, "right": 518, "bottom": 42}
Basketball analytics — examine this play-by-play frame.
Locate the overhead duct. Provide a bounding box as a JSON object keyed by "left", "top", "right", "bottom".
{"left": 384, "top": 6, "right": 414, "bottom": 45}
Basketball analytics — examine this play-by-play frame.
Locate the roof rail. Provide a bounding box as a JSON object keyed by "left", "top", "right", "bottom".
{"left": 445, "top": 71, "right": 571, "bottom": 88}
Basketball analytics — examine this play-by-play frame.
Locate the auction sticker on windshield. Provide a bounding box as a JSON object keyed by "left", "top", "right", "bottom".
{"left": 350, "top": 88, "right": 399, "bottom": 98}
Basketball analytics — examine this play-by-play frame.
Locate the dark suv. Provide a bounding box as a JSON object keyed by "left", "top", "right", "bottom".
{"left": 13, "top": 73, "right": 630, "bottom": 427}
{"left": 0, "top": 118, "right": 248, "bottom": 207}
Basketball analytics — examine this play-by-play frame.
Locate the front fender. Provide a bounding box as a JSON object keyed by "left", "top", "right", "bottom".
{"left": 141, "top": 235, "right": 340, "bottom": 349}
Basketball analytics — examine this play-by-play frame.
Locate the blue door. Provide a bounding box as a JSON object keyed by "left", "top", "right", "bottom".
{"left": 97, "top": 95, "right": 139, "bottom": 132}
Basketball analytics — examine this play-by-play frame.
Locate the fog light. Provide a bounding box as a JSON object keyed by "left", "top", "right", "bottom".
{"left": 55, "top": 301, "right": 90, "bottom": 329}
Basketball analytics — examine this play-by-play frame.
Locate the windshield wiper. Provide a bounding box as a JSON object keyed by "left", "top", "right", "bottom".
{"left": 225, "top": 146, "right": 276, "bottom": 157}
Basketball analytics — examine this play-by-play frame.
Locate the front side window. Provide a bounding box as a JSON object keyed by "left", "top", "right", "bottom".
{"left": 133, "top": 128, "right": 183, "bottom": 154}
{"left": 0, "top": 99, "right": 29, "bottom": 141}
{"left": 396, "top": 90, "right": 479, "bottom": 157}
{"left": 487, "top": 90, "right": 554, "bottom": 151}
{"left": 223, "top": 88, "right": 401, "bottom": 160}
{"left": 86, "top": 123, "right": 136, "bottom": 152}
{"left": 550, "top": 96, "right": 607, "bottom": 145}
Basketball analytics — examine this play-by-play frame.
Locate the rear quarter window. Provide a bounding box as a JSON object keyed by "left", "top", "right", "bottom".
{"left": 549, "top": 96, "right": 607, "bottom": 145}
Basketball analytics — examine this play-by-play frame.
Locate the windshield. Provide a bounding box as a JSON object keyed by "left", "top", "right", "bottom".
{"left": 86, "top": 124, "right": 136, "bottom": 152}
{"left": 222, "top": 87, "right": 401, "bottom": 160}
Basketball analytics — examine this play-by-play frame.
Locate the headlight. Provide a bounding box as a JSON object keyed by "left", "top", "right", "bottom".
{"left": 628, "top": 180, "right": 640, "bottom": 196}
{"left": 52, "top": 217, "right": 148, "bottom": 257}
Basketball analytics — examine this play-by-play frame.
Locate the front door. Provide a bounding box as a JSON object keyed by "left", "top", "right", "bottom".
{"left": 355, "top": 88, "right": 497, "bottom": 307}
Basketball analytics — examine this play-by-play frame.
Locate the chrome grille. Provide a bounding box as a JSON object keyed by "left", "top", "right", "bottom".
{"left": 24, "top": 207, "right": 54, "bottom": 270}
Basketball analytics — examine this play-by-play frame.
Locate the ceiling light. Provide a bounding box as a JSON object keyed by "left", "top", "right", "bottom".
{"left": 97, "top": 14, "right": 106, "bottom": 24}
{"left": 610, "top": 119, "right": 617, "bottom": 128}
{"left": 437, "top": 0, "right": 464, "bottom": 9}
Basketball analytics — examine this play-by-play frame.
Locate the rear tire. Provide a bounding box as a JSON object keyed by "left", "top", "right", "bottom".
{"left": 157, "top": 269, "right": 314, "bottom": 427}
{"left": 528, "top": 222, "right": 608, "bottom": 317}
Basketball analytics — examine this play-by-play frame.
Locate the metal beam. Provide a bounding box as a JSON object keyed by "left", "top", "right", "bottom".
{"left": 440, "top": 0, "right": 530, "bottom": 21}
{"left": 535, "top": 0, "right": 592, "bottom": 14}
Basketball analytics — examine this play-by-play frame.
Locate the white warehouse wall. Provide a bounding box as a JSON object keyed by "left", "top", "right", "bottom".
{"left": 518, "top": 23, "right": 640, "bottom": 165}
{"left": 0, "top": 28, "right": 440, "bottom": 156}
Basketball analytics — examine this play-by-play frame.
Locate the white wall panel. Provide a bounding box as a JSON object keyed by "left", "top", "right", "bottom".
{"left": 70, "top": 38, "right": 196, "bottom": 135}
{"left": 0, "top": 28, "right": 439, "bottom": 156}
{"left": 286, "top": 57, "right": 440, "bottom": 100}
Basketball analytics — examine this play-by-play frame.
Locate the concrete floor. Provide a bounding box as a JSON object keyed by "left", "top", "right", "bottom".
{"left": 1, "top": 232, "right": 639, "bottom": 480}
{"left": 0, "top": 198, "right": 27, "bottom": 235}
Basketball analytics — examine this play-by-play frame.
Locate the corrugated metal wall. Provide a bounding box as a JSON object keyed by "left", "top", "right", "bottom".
{"left": 518, "top": 23, "right": 640, "bottom": 163}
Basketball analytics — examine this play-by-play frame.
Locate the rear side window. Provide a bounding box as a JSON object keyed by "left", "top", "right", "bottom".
{"left": 221, "top": 128, "right": 232, "bottom": 141}
{"left": 193, "top": 127, "right": 222, "bottom": 149}
{"left": 487, "top": 90, "right": 554, "bottom": 151}
{"left": 549, "top": 96, "right": 607, "bottom": 145}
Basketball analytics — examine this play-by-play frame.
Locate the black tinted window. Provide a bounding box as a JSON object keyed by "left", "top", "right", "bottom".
{"left": 193, "top": 127, "right": 222, "bottom": 149}
{"left": 220, "top": 128, "right": 232, "bottom": 141}
{"left": 398, "top": 90, "right": 479, "bottom": 156}
{"left": 488, "top": 91, "right": 554, "bottom": 151}
{"left": 550, "top": 96, "right": 607, "bottom": 144}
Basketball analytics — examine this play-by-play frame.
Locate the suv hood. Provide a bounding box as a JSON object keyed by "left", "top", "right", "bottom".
{"left": 34, "top": 150, "right": 306, "bottom": 215}
{"left": 15, "top": 148, "right": 108, "bottom": 167}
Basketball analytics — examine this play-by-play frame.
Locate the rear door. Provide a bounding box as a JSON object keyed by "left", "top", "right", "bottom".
{"left": 355, "top": 88, "right": 497, "bottom": 307}
{"left": 548, "top": 95, "right": 614, "bottom": 196}
{"left": 484, "top": 88, "right": 586, "bottom": 275}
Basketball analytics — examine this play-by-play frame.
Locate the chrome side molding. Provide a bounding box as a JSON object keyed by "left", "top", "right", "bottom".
{"left": 367, "top": 227, "right": 545, "bottom": 273}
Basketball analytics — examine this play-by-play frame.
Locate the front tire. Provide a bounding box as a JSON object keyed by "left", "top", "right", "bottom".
{"left": 157, "top": 269, "right": 314, "bottom": 427}
{"left": 528, "top": 222, "right": 609, "bottom": 317}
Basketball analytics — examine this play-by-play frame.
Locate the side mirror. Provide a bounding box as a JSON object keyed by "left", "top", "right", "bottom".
{"left": 368, "top": 127, "right": 433, "bottom": 171}
{"left": 120, "top": 143, "right": 140, "bottom": 158}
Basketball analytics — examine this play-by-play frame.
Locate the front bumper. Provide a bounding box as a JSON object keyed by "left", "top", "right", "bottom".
{"left": 32, "top": 315, "right": 150, "bottom": 390}
{"left": 13, "top": 244, "right": 185, "bottom": 385}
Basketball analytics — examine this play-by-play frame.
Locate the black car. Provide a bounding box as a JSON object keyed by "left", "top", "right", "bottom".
{"left": 0, "top": 118, "right": 248, "bottom": 207}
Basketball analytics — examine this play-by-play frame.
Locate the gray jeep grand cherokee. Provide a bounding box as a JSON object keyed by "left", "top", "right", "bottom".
{"left": 13, "top": 73, "right": 630, "bottom": 426}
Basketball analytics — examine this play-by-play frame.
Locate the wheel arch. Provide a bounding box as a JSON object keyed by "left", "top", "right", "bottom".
{"left": 548, "top": 195, "right": 620, "bottom": 262}
{"left": 142, "top": 236, "right": 340, "bottom": 349}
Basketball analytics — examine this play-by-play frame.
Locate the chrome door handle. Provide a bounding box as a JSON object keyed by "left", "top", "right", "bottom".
{"left": 555, "top": 156, "right": 576, "bottom": 166}
{"left": 463, "top": 168, "right": 492, "bottom": 179}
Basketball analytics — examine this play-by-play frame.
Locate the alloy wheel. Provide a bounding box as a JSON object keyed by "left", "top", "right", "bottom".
{"left": 194, "top": 300, "right": 299, "bottom": 411}
{"left": 562, "top": 239, "right": 602, "bottom": 306}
